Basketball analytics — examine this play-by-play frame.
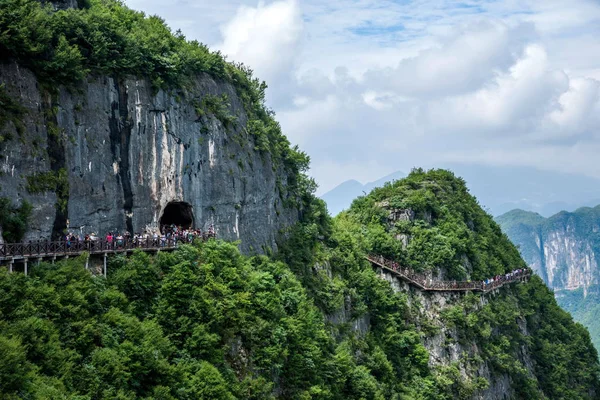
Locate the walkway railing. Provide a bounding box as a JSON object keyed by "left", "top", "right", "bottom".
{"left": 367, "top": 255, "right": 530, "bottom": 293}
{"left": 0, "top": 233, "right": 216, "bottom": 261}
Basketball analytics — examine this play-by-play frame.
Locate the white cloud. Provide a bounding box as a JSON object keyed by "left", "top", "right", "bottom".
{"left": 217, "top": 0, "right": 303, "bottom": 90}
{"left": 124, "top": 0, "right": 600, "bottom": 193}
{"left": 549, "top": 78, "right": 600, "bottom": 137}
{"left": 427, "top": 44, "right": 570, "bottom": 134}
{"left": 364, "top": 21, "right": 534, "bottom": 98}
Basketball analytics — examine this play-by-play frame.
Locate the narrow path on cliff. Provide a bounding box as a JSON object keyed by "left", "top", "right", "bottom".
{"left": 367, "top": 255, "right": 531, "bottom": 293}
{"left": 0, "top": 233, "right": 216, "bottom": 274}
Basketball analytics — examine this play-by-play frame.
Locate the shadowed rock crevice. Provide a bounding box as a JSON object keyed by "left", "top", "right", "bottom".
{"left": 42, "top": 94, "right": 68, "bottom": 240}
{"left": 108, "top": 78, "right": 133, "bottom": 235}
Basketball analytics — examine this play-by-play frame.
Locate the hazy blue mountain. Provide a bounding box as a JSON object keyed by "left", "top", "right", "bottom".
{"left": 321, "top": 171, "right": 405, "bottom": 215}
{"left": 321, "top": 164, "right": 600, "bottom": 217}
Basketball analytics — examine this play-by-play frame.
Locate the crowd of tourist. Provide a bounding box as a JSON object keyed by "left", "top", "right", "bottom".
{"left": 483, "top": 269, "right": 526, "bottom": 286}
{"left": 372, "top": 255, "right": 529, "bottom": 290}
{"left": 64, "top": 224, "right": 216, "bottom": 249}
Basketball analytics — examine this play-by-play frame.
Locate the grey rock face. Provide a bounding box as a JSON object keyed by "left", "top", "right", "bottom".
{"left": 376, "top": 267, "right": 540, "bottom": 400}
{"left": 0, "top": 61, "right": 298, "bottom": 253}
{"left": 498, "top": 208, "right": 600, "bottom": 294}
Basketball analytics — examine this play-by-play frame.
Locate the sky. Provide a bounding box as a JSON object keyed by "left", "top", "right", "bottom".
{"left": 125, "top": 0, "right": 600, "bottom": 195}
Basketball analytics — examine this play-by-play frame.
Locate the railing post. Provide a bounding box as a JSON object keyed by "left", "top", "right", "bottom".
{"left": 103, "top": 253, "right": 107, "bottom": 278}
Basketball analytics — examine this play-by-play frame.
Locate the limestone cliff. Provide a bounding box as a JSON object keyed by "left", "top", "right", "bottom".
{"left": 377, "top": 269, "right": 538, "bottom": 400}
{"left": 497, "top": 207, "right": 600, "bottom": 294}
{"left": 0, "top": 61, "right": 298, "bottom": 253}
{"left": 497, "top": 206, "right": 600, "bottom": 350}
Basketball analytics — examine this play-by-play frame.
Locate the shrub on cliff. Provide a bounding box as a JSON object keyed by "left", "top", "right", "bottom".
{"left": 0, "top": 198, "right": 32, "bottom": 242}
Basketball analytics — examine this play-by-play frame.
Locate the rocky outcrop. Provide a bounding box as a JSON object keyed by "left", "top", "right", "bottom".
{"left": 498, "top": 207, "right": 600, "bottom": 350}
{"left": 497, "top": 208, "right": 600, "bottom": 295}
{"left": 0, "top": 61, "right": 297, "bottom": 253}
{"left": 377, "top": 267, "right": 540, "bottom": 400}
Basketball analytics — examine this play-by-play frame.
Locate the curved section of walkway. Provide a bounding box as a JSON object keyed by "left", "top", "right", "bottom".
{"left": 367, "top": 255, "right": 531, "bottom": 293}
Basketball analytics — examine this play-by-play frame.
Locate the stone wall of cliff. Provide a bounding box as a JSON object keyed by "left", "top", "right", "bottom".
{"left": 498, "top": 207, "right": 600, "bottom": 295}
{"left": 498, "top": 207, "right": 600, "bottom": 350}
{"left": 377, "top": 268, "right": 539, "bottom": 400}
{"left": 0, "top": 61, "right": 298, "bottom": 253}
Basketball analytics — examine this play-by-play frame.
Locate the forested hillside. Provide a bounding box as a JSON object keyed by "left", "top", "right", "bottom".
{"left": 0, "top": 1, "right": 599, "bottom": 399}
{"left": 1, "top": 170, "right": 599, "bottom": 399}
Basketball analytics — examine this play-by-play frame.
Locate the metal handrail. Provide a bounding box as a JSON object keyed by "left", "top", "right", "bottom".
{"left": 0, "top": 233, "right": 216, "bottom": 260}
{"left": 367, "top": 254, "right": 531, "bottom": 292}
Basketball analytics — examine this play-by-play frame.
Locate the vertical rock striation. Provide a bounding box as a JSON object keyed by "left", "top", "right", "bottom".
{"left": 498, "top": 207, "right": 600, "bottom": 349}
{"left": 0, "top": 61, "right": 297, "bottom": 253}
{"left": 497, "top": 207, "right": 600, "bottom": 294}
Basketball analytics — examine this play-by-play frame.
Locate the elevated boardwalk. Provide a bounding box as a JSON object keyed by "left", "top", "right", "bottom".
{"left": 367, "top": 255, "right": 530, "bottom": 293}
{"left": 0, "top": 234, "right": 215, "bottom": 275}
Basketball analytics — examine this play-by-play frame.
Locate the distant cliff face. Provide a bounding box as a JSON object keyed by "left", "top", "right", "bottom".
{"left": 497, "top": 207, "right": 600, "bottom": 294}
{"left": 0, "top": 61, "right": 297, "bottom": 253}
{"left": 498, "top": 207, "right": 600, "bottom": 350}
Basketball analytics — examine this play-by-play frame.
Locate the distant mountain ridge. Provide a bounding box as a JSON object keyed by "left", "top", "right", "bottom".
{"left": 321, "top": 164, "right": 600, "bottom": 217}
{"left": 497, "top": 205, "right": 600, "bottom": 349}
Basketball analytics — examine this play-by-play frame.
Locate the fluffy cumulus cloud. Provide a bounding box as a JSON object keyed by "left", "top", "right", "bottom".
{"left": 217, "top": 0, "right": 303, "bottom": 102}
{"left": 125, "top": 0, "right": 600, "bottom": 194}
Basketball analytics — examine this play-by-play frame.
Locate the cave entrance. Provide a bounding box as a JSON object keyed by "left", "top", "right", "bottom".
{"left": 160, "top": 202, "right": 194, "bottom": 232}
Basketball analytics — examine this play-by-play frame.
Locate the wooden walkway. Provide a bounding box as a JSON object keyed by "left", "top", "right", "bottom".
{"left": 1, "top": 239, "right": 529, "bottom": 292}
{"left": 367, "top": 255, "right": 530, "bottom": 293}
{"left": 0, "top": 234, "right": 215, "bottom": 275}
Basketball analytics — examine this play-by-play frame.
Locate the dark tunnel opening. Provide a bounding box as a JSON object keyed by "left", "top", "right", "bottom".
{"left": 160, "top": 202, "right": 194, "bottom": 232}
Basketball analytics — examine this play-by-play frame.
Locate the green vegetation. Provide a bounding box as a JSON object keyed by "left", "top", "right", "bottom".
{"left": 194, "top": 94, "right": 238, "bottom": 129}
{"left": 0, "top": 197, "right": 32, "bottom": 242}
{"left": 1, "top": 169, "right": 599, "bottom": 399}
{"left": 337, "top": 168, "right": 527, "bottom": 280}
{"left": 0, "top": 242, "right": 439, "bottom": 399}
{"left": 437, "top": 278, "right": 599, "bottom": 399}
{"left": 26, "top": 168, "right": 70, "bottom": 212}
{"left": 495, "top": 209, "right": 546, "bottom": 269}
{"left": 495, "top": 209, "right": 546, "bottom": 230}
{"left": 557, "top": 288, "right": 600, "bottom": 351}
